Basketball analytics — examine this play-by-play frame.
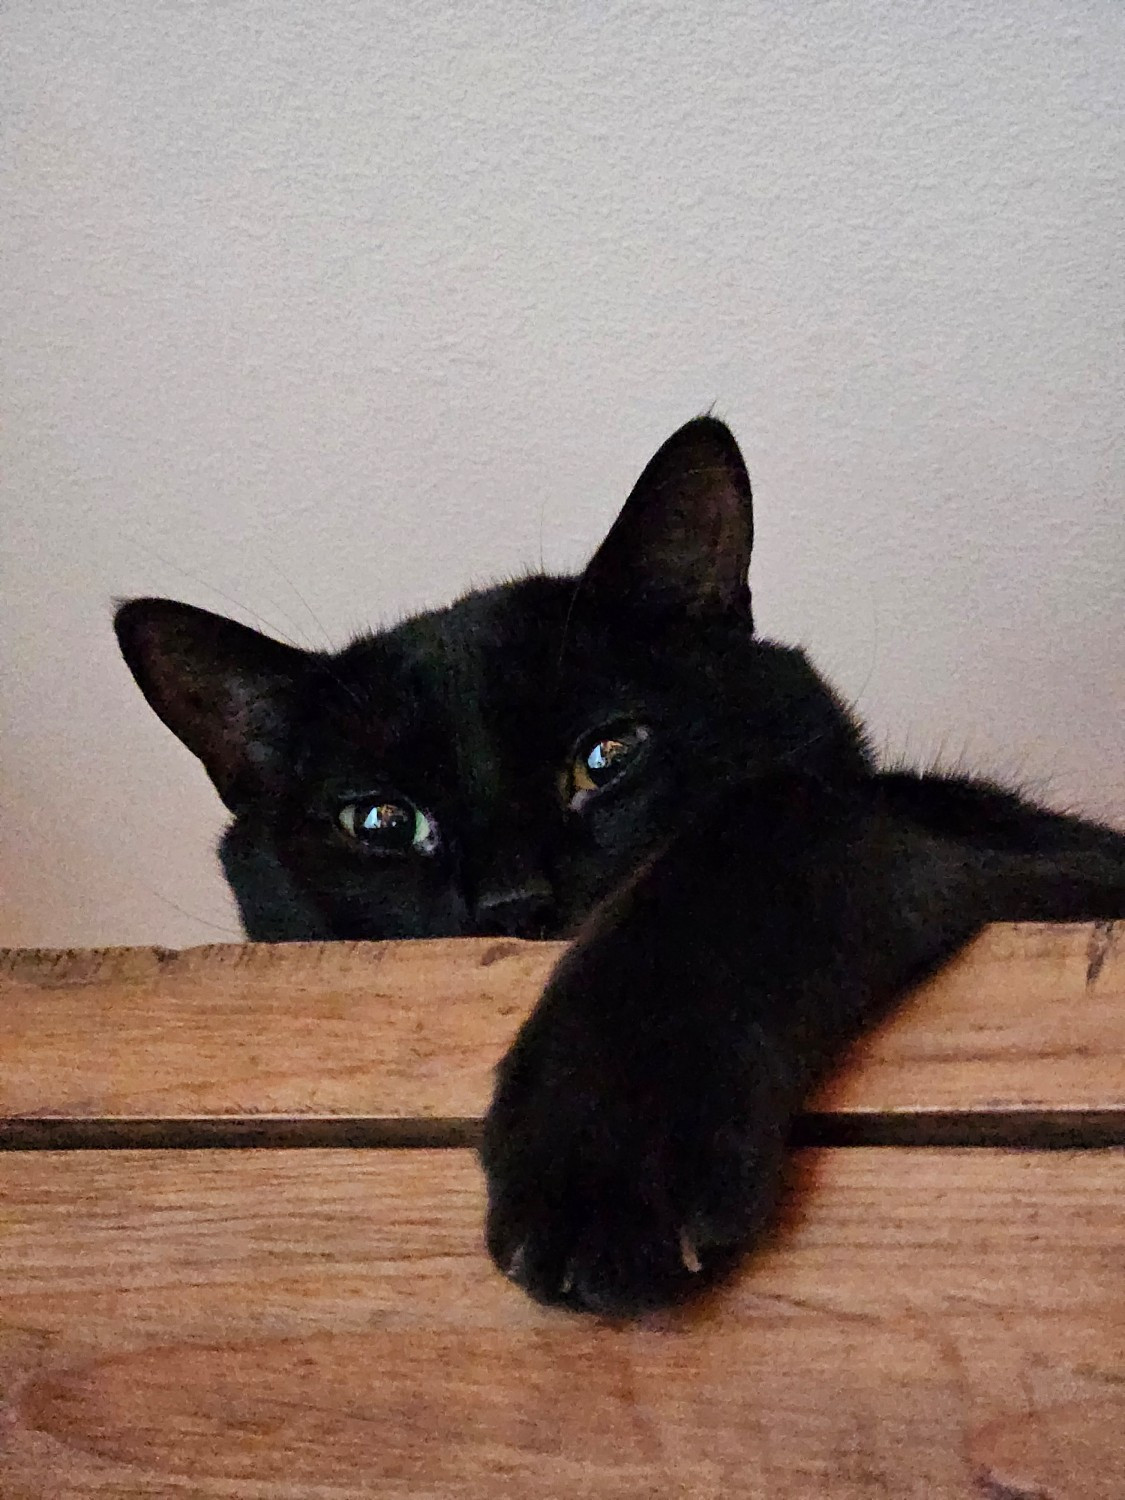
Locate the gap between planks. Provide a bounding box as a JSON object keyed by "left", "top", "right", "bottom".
{"left": 3, "top": 1108, "right": 1125, "bottom": 1152}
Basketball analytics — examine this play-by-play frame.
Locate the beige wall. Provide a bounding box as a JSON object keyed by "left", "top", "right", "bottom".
{"left": 2, "top": 1, "right": 1123, "bottom": 947}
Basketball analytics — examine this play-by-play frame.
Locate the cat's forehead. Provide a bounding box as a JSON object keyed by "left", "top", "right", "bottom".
{"left": 377, "top": 574, "right": 581, "bottom": 690}
{"left": 392, "top": 576, "right": 572, "bottom": 668}
{"left": 311, "top": 576, "right": 584, "bottom": 774}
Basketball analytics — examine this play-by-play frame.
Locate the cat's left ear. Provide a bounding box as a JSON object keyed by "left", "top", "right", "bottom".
{"left": 114, "top": 598, "right": 308, "bottom": 813}
{"left": 582, "top": 416, "right": 754, "bottom": 623}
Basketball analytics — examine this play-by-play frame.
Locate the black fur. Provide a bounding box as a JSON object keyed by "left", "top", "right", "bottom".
{"left": 115, "top": 417, "right": 1125, "bottom": 1315}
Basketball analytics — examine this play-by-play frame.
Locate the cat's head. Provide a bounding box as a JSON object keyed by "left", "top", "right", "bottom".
{"left": 115, "top": 417, "right": 867, "bottom": 940}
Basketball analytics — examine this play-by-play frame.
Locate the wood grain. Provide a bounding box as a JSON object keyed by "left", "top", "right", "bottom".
{"left": 2, "top": 922, "right": 1122, "bottom": 1124}
{"left": 1, "top": 1148, "right": 1122, "bottom": 1498}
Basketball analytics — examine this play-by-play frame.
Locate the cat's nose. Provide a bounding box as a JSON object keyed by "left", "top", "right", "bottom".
{"left": 473, "top": 876, "right": 557, "bottom": 939}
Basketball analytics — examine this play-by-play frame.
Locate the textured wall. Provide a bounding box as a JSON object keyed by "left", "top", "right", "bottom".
{"left": 2, "top": 0, "right": 1122, "bottom": 946}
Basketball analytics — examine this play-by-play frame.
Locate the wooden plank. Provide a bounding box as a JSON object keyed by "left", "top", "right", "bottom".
{"left": 1, "top": 1147, "right": 1122, "bottom": 1498}
{"left": 815, "top": 917, "right": 1125, "bottom": 1115}
{"left": 1, "top": 922, "right": 1122, "bottom": 1123}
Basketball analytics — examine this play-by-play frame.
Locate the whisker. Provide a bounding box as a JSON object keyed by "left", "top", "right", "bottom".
{"left": 552, "top": 573, "right": 587, "bottom": 684}
{"left": 139, "top": 886, "right": 243, "bottom": 940}
{"left": 848, "top": 584, "right": 881, "bottom": 714}
{"left": 120, "top": 532, "right": 303, "bottom": 648}
{"left": 261, "top": 556, "right": 337, "bottom": 652}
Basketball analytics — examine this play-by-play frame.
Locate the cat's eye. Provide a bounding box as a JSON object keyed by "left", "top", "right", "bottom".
{"left": 565, "top": 723, "right": 651, "bottom": 807}
{"left": 338, "top": 797, "right": 438, "bottom": 855}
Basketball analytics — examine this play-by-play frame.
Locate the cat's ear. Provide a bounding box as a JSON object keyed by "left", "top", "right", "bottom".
{"left": 114, "top": 598, "right": 308, "bottom": 811}
{"left": 582, "top": 416, "right": 754, "bottom": 622}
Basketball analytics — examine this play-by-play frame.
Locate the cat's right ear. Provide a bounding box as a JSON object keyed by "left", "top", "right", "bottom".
{"left": 580, "top": 416, "right": 755, "bottom": 624}
{"left": 114, "top": 599, "right": 308, "bottom": 812}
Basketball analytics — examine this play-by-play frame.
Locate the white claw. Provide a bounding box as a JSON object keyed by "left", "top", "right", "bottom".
{"left": 505, "top": 1241, "right": 527, "bottom": 1283}
{"left": 679, "top": 1230, "right": 703, "bottom": 1274}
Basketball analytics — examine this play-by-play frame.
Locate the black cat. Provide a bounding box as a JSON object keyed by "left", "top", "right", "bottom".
{"left": 115, "top": 417, "right": 1125, "bottom": 1315}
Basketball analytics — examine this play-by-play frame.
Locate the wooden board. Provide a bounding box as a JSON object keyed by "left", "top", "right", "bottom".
{"left": 2, "top": 921, "right": 1122, "bottom": 1125}
{"left": 1, "top": 1148, "right": 1122, "bottom": 1499}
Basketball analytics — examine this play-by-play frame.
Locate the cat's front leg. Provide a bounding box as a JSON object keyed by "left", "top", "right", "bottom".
{"left": 480, "top": 774, "right": 988, "bottom": 1315}
{"left": 481, "top": 923, "right": 793, "bottom": 1314}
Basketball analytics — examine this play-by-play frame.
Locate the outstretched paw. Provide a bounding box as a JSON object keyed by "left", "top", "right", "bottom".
{"left": 480, "top": 980, "right": 789, "bottom": 1316}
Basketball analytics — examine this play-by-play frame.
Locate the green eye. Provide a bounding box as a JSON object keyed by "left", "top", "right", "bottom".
{"left": 566, "top": 724, "right": 650, "bottom": 805}
{"left": 338, "top": 797, "right": 438, "bottom": 855}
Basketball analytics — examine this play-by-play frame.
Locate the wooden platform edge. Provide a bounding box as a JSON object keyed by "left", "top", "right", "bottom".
{"left": 1, "top": 921, "right": 1122, "bottom": 1124}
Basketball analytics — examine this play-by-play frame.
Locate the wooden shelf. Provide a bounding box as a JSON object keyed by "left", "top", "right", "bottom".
{"left": 1, "top": 922, "right": 1122, "bottom": 1497}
